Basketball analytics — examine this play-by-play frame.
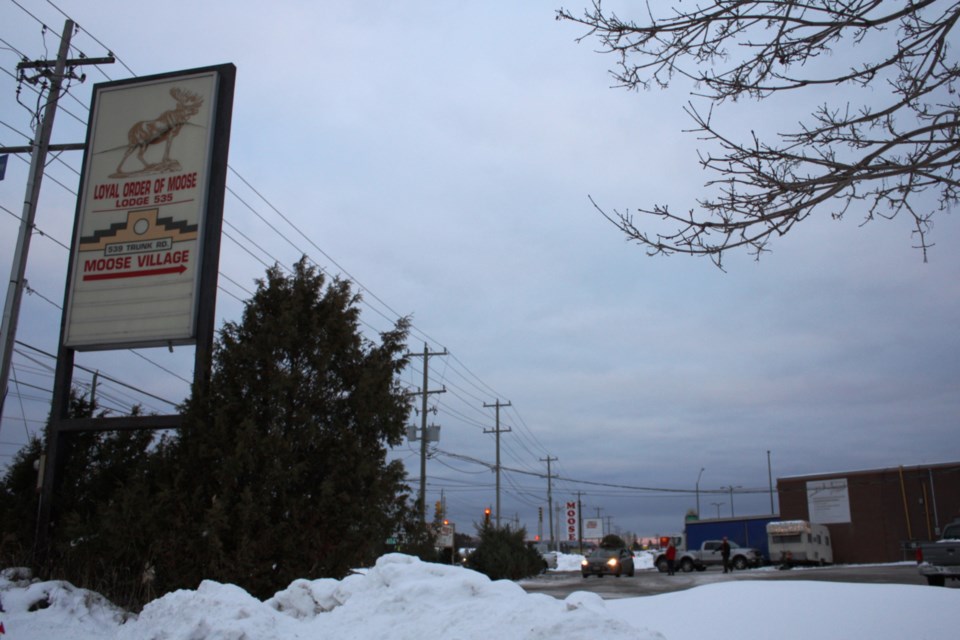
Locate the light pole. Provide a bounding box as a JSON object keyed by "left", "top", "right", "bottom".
{"left": 711, "top": 502, "right": 725, "bottom": 518}
{"left": 767, "top": 450, "right": 775, "bottom": 514}
{"left": 695, "top": 467, "right": 705, "bottom": 517}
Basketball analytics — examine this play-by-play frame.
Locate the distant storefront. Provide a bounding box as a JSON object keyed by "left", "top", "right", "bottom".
{"left": 777, "top": 461, "right": 960, "bottom": 564}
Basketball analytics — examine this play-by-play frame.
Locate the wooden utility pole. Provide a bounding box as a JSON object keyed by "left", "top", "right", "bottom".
{"left": 483, "top": 399, "right": 511, "bottom": 528}
{"left": 0, "top": 20, "right": 112, "bottom": 425}
{"left": 407, "top": 343, "right": 446, "bottom": 521}
{"left": 540, "top": 455, "right": 557, "bottom": 550}
{"left": 577, "top": 491, "right": 584, "bottom": 554}
{"left": 0, "top": 19, "right": 112, "bottom": 557}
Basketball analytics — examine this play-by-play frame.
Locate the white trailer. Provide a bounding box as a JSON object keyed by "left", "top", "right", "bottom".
{"left": 767, "top": 520, "right": 833, "bottom": 567}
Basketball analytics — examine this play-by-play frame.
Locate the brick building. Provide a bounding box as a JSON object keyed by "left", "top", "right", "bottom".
{"left": 777, "top": 461, "right": 960, "bottom": 564}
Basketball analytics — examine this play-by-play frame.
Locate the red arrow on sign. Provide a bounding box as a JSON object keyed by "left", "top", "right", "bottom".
{"left": 83, "top": 264, "right": 187, "bottom": 281}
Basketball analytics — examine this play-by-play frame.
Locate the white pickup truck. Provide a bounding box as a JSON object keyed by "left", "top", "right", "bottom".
{"left": 656, "top": 539, "right": 762, "bottom": 572}
{"left": 916, "top": 519, "right": 960, "bottom": 586}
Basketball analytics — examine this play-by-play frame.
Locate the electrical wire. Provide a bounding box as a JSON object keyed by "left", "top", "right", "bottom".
{"left": 1, "top": 0, "right": 561, "bottom": 505}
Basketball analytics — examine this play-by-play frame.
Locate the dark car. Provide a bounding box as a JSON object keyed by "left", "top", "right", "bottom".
{"left": 581, "top": 547, "right": 635, "bottom": 578}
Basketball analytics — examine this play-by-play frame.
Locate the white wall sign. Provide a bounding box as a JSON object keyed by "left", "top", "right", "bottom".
{"left": 807, "top": 478, "right": 852, "bottom": 524}
{"left": 583, "top": 518, "right": 603, "bottom": 540}
{"left": 438, "top": 523, "right": 454, "bottom": 548}
{"left": 63, "top": 69, "right": 224, "bottom": 349}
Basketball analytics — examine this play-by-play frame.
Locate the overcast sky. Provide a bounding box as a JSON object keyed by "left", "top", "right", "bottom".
{"left": 1, "top": 1, "right": 958, "bottom": 540}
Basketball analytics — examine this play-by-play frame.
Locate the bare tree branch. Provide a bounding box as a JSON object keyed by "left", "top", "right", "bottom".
{"left": 557, "top": 0, "right": 960, "bottom": 264}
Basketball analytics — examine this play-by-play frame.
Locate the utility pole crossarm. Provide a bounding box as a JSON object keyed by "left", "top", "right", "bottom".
{"left": 1, "top": 52, "right": 114, "bottom": 155}
{"left": 17, "top": 55, "right": 116, "bottom": 71}
{"left": 0, "top": 143, "right": 86, "bottom": 154}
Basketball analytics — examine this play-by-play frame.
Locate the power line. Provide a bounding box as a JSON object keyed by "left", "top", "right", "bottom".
{"left": 434, "top": 449, "right": 775, "bottom": 497}
{"left": 0, "top": 36, "right": 28, "bottom": 59}
{"left": 0, "top": 3, "right": 556, "bottom": 504}
{"left": 0, "top": 203, "right": 70, "bottom": 250}
{"left": 8, "top": 0, "right": 48, "bottom": 30}
{"left": 2, "top": 52, "right": 519, "bottom": 461}
{"left": 14, "top": 341, "right": 179, "bottom": 407}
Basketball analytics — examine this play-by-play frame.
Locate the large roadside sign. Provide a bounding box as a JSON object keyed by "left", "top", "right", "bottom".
{"left": 583, "top": 517, "right": 603, "bottom": 541}
{"left": 62, "top": 65, "right": 234, "bottom": 349}
{"left": 438, "top": 523, "right": 455, "bottom": 548}
{"left": 565, "top": 501, "right": 578, "bottom": 541}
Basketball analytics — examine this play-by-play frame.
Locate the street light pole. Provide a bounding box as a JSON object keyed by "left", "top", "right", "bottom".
{"left": 767, "top": 450, "right": 775, "bottom": 514}
{"left": 711, "top": 502, "right": 724, "bottom": 518}
{"left": 695, "top": 467, "right": 705, "bottom": 517}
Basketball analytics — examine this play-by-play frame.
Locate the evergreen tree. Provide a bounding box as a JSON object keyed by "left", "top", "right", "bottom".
{"left": 1, "top": 259, "right": 428, "bottom": 606}
{"left": 466, "top": 523, "right": 545, "bottom": 581}
{"left": 0, "top": 435, "right": 44, "bottom": 564}
{"left": 600, "top": 534, "right": 626, "bottom": 549}
{"left": 153, "top": 258, "right": 417, "bottom": 598}
{"left": 0, "top": 388, "right": 103, "bottom": 564}
{"left": 0, "top": 390, "right": 156, "bottom": 607}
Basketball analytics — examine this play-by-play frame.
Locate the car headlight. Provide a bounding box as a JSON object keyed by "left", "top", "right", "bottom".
{"left": 607, "top": 558, "right": 619, "bottom": 567}
{"left": 581, "top": 559, "right": 588, "bottom": 567}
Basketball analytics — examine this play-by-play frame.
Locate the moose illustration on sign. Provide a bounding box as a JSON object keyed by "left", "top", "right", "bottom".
{"left": 111, "top": 88, "right": 203, "bottom": 178}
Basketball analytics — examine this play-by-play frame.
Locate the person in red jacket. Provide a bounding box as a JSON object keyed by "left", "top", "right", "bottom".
{"left": 665, "top": 541, "right": 677, "bottom": 575}
{"left": 720, "top": 537, "right": 732, "bottom": 573}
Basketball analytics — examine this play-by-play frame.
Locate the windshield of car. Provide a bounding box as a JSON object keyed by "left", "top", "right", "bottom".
{"left": 589, "top": 548, "right": 620, "bottom": 559}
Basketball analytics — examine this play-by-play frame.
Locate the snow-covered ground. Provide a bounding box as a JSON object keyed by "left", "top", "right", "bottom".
{"left": 1, "top": 554, "right": 955, "bottom": 639}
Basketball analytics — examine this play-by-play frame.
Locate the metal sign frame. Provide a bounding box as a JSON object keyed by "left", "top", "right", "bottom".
{"left": 38, "top": 63, "right": 235, "bottom": 551}
{"left": 63, "top": 66, "right": 230, "bottom": 350}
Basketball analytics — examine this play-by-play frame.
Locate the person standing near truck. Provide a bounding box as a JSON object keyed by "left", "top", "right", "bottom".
{"left": 665, "top": 541, "right": 677, "bottom": 575}
{"left": 720, "top": 537, "right": 732, "bottom": 573}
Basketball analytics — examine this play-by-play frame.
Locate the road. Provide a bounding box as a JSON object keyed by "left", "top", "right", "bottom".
{"left": 518, "top": 563, "right": 956, "bottom": 599}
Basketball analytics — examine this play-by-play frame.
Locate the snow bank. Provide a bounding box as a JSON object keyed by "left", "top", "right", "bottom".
{"left": 553, "top": 551, "right": 586, "bottom": 572}
{"left": 1, "top": 555, "right": 659, "bottom": 640}
{"left": 551, "top": 550, "right": 656, "bottom": 572}
{"left": 0, "top": 568, "right": 129, "bottom": 639}
{"left": 260, "top": 554, "right": 654, "bottom": 640}
{"left": 2, "top": 555, "right": 956, "bottom": 640}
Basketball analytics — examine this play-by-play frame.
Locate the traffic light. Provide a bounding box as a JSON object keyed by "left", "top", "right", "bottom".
{"left": 483, "top": 507, "right": 491, "bottom": 526}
